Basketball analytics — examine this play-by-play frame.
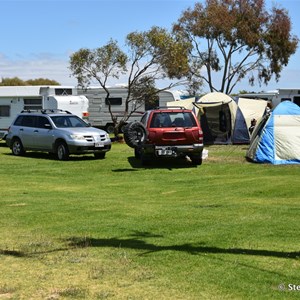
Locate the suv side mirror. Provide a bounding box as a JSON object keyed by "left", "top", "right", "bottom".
{"left": 44, "top": 123, "right": 52, "bottom": 129}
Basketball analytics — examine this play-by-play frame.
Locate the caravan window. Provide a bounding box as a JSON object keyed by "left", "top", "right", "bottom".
{"left": 105, "top": 97, "right": 122, "bottom": 105}
{"left": 281, "top": 98, "right": 291, "bottom": 102}
{"left": 293, "top": 96, "right": 300, "bottom": 107}
{"left": 55, "top": 88, "right": 72, "bottom": 96}
{"left": 0, "top": 105, "right": 10, "bottom": 117}
{"left": 24, "top": 98, "right": 42, "bottom": 110}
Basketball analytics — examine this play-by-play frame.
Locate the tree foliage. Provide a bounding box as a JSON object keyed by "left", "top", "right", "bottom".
{"left": 69, "top": 39, "right": 128, "bottom": 90}
{"left": 0, "top": 77, "right": 60, "bottom": 86}
{"left": 173, "top": 0, "right": 299, "bottom": 94}
{"left": 25, "top": 78, "right": 60, "bottom": 85}
{"left": 124, "top": 26, "right": 190, "bottom": 117}
{"left": 69, "top": 28, "right": 191, "bottom": 135}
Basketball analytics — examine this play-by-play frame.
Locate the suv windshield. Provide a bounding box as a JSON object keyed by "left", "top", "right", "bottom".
{"left": 51, "top": 115, "right": 89, "bottom": 128}
{"left": 149, "top": 112, "right": 197, "bottom": 128}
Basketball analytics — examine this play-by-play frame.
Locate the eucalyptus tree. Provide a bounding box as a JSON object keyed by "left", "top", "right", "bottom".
{"left": 69, "top": 39, "right": 128, "bottom": 134}
{"left": 173, "top": 0, "right": 299, "bottom": 94}
{"left": 69, "top": 28, "right": 190, "bottom": 135}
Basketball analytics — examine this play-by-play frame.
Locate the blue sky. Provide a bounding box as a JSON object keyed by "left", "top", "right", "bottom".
{"left": 1, "top": 0, "right": 300, "bottom": 93}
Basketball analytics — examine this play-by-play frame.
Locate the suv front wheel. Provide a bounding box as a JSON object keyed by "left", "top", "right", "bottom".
{"left": 56, "top": 141, "right": 69, "bottom": 161}
{"left": 94, "top": 152, "right": 105, "bottom": 159}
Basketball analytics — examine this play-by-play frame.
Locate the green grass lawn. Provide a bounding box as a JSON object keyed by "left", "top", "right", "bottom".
{"left": 0, "top": 140, "right": 299, "bottom": 299}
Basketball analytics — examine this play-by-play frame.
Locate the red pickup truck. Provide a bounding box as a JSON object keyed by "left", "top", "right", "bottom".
{"left": 124, "top": 107, "right": 204, "bottom": 166}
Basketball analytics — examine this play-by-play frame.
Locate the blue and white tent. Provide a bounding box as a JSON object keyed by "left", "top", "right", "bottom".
{"left": 246, "top": 101, "right": 300, "bottom": 164}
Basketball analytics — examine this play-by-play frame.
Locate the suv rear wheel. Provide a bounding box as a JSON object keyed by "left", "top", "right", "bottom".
{"left": 56, "top": 141, "right": 69, "bottom": 161}
{"left": 190, "top": 154, "right": 202, "bottom": 165}
{"left": 11, "top": 138, "right": 25, "bottom": 156}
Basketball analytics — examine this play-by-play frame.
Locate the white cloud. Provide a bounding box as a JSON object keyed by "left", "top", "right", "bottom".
{"left": 1, "top": 51, "right": 299, "bottom": 94}
{"left": 0, "top": 53, "right": 77, "bottom": 85}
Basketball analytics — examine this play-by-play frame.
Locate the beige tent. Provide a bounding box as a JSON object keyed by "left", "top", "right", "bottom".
{"left": 167, "top": 92, "right": 267, "bottom": 144}
{"left": 167, "top": 97, "right": 196, "bottom": 110}
{"left": 236, "top": 97, "right": 268, "bottom": 131}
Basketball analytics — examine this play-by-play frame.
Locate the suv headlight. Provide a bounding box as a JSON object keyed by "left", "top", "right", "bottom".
{"left": 70, "top": 134, "right": 85, "bottom": 140}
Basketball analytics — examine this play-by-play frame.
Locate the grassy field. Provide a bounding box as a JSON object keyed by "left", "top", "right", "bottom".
{"left": 0, "top": 140, "right": 299, "bottom": 299}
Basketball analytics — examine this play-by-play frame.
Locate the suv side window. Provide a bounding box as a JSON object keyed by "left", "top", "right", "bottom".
{"left": 14, "top": 116, "right": 24, "bottom": 126}
{"left": 14, "top": 115, "right": 36, "bottom": 127}
{"left": 37, "top": 116, "right": 51, "bottom": 128}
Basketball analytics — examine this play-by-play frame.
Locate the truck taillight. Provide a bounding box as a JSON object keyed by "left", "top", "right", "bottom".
{"left": 82, "top": 112, "right": 89, "bottom": 118}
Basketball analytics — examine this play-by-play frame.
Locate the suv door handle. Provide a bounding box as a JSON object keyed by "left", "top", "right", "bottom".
{"left": 34, "top": 130, "right": 39, "bottom": 133}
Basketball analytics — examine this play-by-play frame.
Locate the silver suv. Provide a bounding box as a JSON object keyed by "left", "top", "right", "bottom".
{"left": 6, "top": 110, "right": 111, "bottom": 160}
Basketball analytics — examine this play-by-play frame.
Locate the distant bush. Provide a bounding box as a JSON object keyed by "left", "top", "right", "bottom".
{"left": 0, "top": 77, "right": 60, "bottom": 86}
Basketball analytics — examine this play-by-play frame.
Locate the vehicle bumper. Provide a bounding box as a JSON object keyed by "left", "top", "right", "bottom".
{"left": 142, "top": 143, "right": 203, "bottom": 157}
{"left": 0, "top": 130, "right": 8, "bottom": 140}
{"left": 67, "top": 140, "right": 112, "bottom": 154}
{"left": 6, "top": 138, "right": 11, "bottom": 147}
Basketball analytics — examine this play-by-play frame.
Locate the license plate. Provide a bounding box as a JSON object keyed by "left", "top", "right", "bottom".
{"left": 95, "top": 142, "right": 104, "bottom": 147}
{"left": 157, "top": 149, "right": 173, "bottom": 156}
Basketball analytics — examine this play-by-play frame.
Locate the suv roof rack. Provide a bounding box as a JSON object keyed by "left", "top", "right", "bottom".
{"left": 20, "top": 109, "right": 40, "bottom": 113}
{"left": 155, "top": 106, "right": 187, "bottom": 110}
{"left": 20, "top": 109, "right": 72, "bottom": 114}
{"left": 40, "top": 109, "right": 72, "bottom": 114}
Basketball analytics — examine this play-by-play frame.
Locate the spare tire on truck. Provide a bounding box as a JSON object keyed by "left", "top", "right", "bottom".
{"left": 123, "top": 121, "right": 147, "bottom": 148}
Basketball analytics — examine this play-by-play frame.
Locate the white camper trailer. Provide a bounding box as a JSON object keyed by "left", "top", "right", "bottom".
{"left": 0, "top": 86, "right": 89, "bottom": 139}
{"left": 239, "top": 89, "right": 300, "bottom": 108}
{"left": 271, "top": 89, "right": 300, "bottom": 107}
{"left": 77, "top": 86, "right": 176, "bottom": 133}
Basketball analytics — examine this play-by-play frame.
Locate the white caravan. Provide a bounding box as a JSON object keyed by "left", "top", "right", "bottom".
{"left": 239, "top": 89, "right": 300, "bottom": 108}
{"left": 77, "top": 86, "right": 176, "bottom": 133}
{"left": 0, "top": 86, "right": 89, "bottom": 139}
{"left": 271, "top": 89, "right": 300, "bottom": 107}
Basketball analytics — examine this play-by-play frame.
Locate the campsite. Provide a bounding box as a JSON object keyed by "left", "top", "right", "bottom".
{"left": 1, "top": 0, "right": 299, "bottom": 297}
{"left": 0, "top": 139, "right": 299, "bottom": 299}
